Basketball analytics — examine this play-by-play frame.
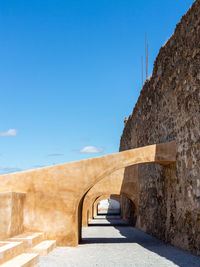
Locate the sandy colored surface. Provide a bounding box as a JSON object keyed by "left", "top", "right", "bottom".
{"left": 0, "top": 142, "right": 176, "bottom": 246}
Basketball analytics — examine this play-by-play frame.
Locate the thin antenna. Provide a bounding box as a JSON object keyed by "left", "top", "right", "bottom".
{"left": 145, "top": 33, "right": 148, "bottom": 79}
{"left": 147, "top": 43, "right": 148, "bottom": 79}
{"left": 141, "top": 56, "right": 143, "bottom": 86}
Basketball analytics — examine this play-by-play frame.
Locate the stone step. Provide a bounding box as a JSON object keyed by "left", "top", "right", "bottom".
{"left": 31, "top": 240, "right": 56, "bottom": 255}
{"left": 0, "top": 241, "right": 25, "bottom": 265}
{"left": 8, "top": 232, "right": 44, "bottom": 249}
{"left": 1, "top": 253, "right": 39, "bottom": 267}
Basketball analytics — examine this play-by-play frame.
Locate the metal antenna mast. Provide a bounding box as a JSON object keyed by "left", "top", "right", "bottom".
{"left": 141, "top": 56, "right": 143, "bottom": 87}
{"left": 145, "top": 33, "right": 148, "bottom": 79}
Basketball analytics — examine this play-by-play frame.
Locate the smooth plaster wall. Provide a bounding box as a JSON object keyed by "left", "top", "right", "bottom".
{"left": 0, "top": 192, "right": 25, "bottom": 239}
{"left": 120, "top": 0, "right": 200, "bottom": 255}
{"left": 0, "top": 142, "right": 175, "bottom": 246}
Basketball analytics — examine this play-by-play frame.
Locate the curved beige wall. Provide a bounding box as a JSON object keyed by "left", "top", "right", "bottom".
{"left": 82, "top": 166, "right": 139, "bottom": 227}
{"left": 0, "top": 141, "right": 176, "bottom": 246}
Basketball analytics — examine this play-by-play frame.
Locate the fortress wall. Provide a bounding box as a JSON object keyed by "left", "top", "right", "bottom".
{"left": 120, "top": 195, "right": 136, "bottom": 226}
{"left": 120, "top": 0, "right": 200, "bottom": 255}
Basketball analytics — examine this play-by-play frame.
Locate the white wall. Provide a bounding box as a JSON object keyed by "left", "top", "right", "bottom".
{"left": 98, "top": 199, "right": 120, "bottom": 214}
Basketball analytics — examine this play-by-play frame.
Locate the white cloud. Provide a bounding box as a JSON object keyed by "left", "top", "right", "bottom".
{"left": 79, "top": 146, "right": 104, "bottom": 154}
{"left": 0, "top": 129, "right": 17, "bottom": 136}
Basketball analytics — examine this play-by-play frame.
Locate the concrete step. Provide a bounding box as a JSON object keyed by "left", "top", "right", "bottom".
{"left": 1, "top": 253, "right": 39, "bottom": 267}
{"left": 0, "top": 241, "right": 25, "bottom": 265}
{"left": 31, "top": 240, "right": 56, "bottom": 255}
{"left": 8, "top": 232, "right": 44, "bottom": 249}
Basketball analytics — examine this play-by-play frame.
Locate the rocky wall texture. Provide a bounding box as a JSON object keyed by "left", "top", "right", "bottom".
{"left": 120, "top": 195, "right": 136, "bottom": 226}
{"left": 120, "top": 0, "right": 200, "bottom": 255}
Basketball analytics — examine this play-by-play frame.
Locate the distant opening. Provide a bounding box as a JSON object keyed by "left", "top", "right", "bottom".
{"left": 80, "top": 195, "right": 137, "bottom": 245}
{"left": 79, "top": 194, "right": 137, "bottom": 244}
{"left": 97, "top": 199, "right": 120, "bottom": 215}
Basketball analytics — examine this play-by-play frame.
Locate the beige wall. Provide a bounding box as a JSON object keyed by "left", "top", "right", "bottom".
{"left": 0, "top": 192, "right": 25, "bottom": 239}
{"left": 0, "top": 142, "right": 175, "bottom": 246}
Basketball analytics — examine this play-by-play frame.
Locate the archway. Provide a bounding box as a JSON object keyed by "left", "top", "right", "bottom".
{"left": 81, "top": 167, "right": 138, "bottom": 228}
{"left": 97, "top": 198, "right": 120, "bottom": 215}
{"left": 81, "top": 193, "right": 138, "bottom": 246}
{"left": 93, "top": 194, "right": 120, "bottom": 218}
{"left": 0, "top": 141, "right": 176, "bottom": 246}
{"left": 89, "top": 193, "right": 137, "bottom": 226}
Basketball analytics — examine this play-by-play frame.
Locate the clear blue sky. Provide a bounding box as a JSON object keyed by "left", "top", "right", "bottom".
{"left": 0, "top": 0, "right": 194, "bottom": 174}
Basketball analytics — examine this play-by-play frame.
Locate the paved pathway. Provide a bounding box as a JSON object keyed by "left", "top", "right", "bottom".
{"left": 36, "top": 216, "right": 200, "bottom": 267}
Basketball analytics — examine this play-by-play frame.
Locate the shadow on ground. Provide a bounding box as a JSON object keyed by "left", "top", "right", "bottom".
{"left": 82, "top": 215, "right": 200, "bottom": 267}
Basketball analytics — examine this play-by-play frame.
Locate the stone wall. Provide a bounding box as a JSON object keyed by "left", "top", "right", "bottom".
{"left": 120, "top": 0, "right": 200, "bottom": 255}
{"left": 120, "top": 195, "right": 136, "bottom": 226}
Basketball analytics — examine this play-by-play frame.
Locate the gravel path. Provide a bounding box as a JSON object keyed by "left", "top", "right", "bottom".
{"left": 36, "top": 216, "right": 200, "bottom": 267}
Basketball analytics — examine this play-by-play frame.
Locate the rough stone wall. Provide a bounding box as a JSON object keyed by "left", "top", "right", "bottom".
{"left": 120, "top": 195, "right": 136, "bottom": 226}
{"left": 120, "top": 0, "right": 200, "bottom": 255}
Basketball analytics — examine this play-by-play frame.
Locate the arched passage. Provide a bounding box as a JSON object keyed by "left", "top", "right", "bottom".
{"left": 84, "top": 192, "right": 137, "bottom": 227}
{"left": 97, "top": 198, "right": 120, "bottom": 215}
{"left": 81, "top": 194, "right": 138, "bottom": 248}
{"left": 81, "top": 167, "right": 138, "bottom": 228}
{"left": 93, "top": 194, "right": 120, "bottom": 218}
{"left": 0, "top": 141, "right": 176, "bottom": 246}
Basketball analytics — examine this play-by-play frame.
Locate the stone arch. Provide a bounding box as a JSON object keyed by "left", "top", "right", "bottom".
{"left": 0, "top": 141, "right": 176, "bottom": 246}
{"left": 76, "top": 142, "right": 175, "bottom": 245}
{"left": 84, "top": 191, "right": 137, "bottom": 229}
{"left": 81, "top": 167, "right": 138, "bottom": 228}
{"left": 83, "top": 192, "right": 137, "bottom": 227}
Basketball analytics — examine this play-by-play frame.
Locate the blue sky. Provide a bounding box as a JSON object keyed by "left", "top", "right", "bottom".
{"left": 0, "top": 0, "right": 194, "bottom": 174}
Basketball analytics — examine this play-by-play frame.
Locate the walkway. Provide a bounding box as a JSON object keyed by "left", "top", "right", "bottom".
{"left": 36, "top": 215, "right": 200, "bottom": 267}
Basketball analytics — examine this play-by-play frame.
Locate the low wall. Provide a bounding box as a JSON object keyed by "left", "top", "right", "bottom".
{"left": 0, "top": 192, "right": 25, "bottom": 239}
